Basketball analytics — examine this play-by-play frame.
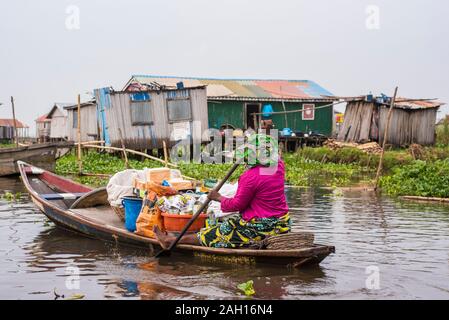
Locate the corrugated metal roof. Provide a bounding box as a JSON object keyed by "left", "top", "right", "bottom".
{"left": 54, "top": 102, "right": 73, "bottom": 109}
{"left": 343, "top": 95, "right": 444, "bottom": 110}
{"left": 394, "top": 98, "right": 444, "bottom": 110}
{"left": 63, "top": 100, "right": 97, "bottom": 110}
{"left": 0, "top": 119, "right": 29, "bottom": 128}
{"left": 125, "top": 75, "right": 334, "bottom": 101}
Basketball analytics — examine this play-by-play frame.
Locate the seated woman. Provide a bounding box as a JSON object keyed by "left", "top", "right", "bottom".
{"left": 154, "top": 134, "right": 291, "bottom": 249}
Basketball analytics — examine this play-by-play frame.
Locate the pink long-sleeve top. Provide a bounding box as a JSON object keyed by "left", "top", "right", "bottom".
{"left": 220, "top": 160, "right": 289, "bottom": 221}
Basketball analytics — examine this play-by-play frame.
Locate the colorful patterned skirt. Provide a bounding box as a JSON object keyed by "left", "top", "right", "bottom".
{"left": 197, "top": 213, "right": 291, "bottom": 248}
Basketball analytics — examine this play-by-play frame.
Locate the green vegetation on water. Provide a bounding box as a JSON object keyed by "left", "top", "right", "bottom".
{"left": 56, "top": 151, "right": 165, "bottom": 187}
{"left": 283, "top": 152, "right": 371, "bottom": 187}
{"left": 56, "top": 149, "right": 372, "bottom": 188}
{"left": 0, "top": 142, "right": 16, "bottom": 149}
{"left": 237, "top": 280, "right": 256, "bottom": 296}
{"left": 380, "top": 160, "right": 449, "bottom": 198}
{"left": 56, "top": 143, "right": 449, "bottom": 199}
{"left": 1, "top": 191, "right": 22, "bottom": 202}
{"left": 298, "top": 145, "right": 449, "bottom": 197}
{"left": 297, "top": 145, "right": 449, "bottom": 172}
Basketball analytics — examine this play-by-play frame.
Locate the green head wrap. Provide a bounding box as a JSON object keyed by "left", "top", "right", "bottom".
{"left": 235, "top": 133, "right": 279, "bottom": 167}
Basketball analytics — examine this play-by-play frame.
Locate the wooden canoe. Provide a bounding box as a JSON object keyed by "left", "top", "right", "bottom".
{"left": 0, "top": 141, "right": 73, "bottom": 176}
{"left": 17, "top": 161, "right": 335, "bottom": 268}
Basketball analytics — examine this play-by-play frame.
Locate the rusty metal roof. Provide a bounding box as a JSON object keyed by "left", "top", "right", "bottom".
{"left": 343, "top": 95, "right": 444, "bottom": 110}
{"left": 0, "top": 119, "right": 29, "bottom": 128}
{"left": 125, "top": 75, "right": 335, "bottom": 101}
{"left": 394, "top": 98, "right": 444, "bottom": 110}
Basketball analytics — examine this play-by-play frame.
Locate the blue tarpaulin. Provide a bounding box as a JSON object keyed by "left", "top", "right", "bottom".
{"left": 94, "top": 87, "right": 112, "bottom": 146}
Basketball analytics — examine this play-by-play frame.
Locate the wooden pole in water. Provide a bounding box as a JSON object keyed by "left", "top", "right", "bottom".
{"left": 77, "top": 94, "right": 82, "bottom": 174}
{"left": 118, "top": 128, "right": 129, "bottom": 169}
{"left": 81, "top": 144, "right": 179, "bottom": 168}
{"left": 10, "top": 96, "right": 18, "bottom": 147}
{"left": 374, "top": 86, "right": 398, "bottom": 190}
{"left": 163, "top": 140, "right": 168, "bottom": 167}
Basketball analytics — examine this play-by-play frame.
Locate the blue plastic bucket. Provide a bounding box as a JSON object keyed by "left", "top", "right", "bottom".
{"left": 121, "top": 197, "right": 143, "bottom": 232}
{"left": 282, "top": 128, "right": 292, "bottom": 136}
{"left": 262, "top": 104, "right": 274, "bottom": 119}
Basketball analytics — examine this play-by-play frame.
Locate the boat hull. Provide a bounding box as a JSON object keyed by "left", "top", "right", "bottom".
{"left": 35, "top": 195, "right": 334, "bottom": 267}
{"left": 0, "top": 142, "right": 72, "bottom": 176}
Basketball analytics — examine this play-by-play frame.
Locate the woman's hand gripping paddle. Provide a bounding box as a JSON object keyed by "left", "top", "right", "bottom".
{"left": 155, "top": 159, "right": 242, "bottom": 258}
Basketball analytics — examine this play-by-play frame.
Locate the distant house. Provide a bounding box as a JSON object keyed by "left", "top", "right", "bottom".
{"left": 94, "top": 85, "right": 208, "bottom": 150}
{"left": 63, "top": 100, "right": 98, "bottom": 142}
{"left": 123, "top": 75, "right": 337, "bottom": 136}
{"left": 36, "top": 104, "right": 69, "bottom": 142}
{"left": 48, "top": 104, "right": 69, "bottom": 141}
{"left": 337, "top": 96, "right": 445, "bottom": 146}
{"left": 35, "top": 114, "right": 51, "bottom": 142}
{"left": 0, "top": 119, "right": 29, "bottom": 143}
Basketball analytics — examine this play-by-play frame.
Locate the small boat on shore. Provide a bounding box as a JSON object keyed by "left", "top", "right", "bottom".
{"left": 0, "top": 142, "right": 72, "bottom": 176}
{"left": 18, "top": 161, "right": 335, "bottom": 268}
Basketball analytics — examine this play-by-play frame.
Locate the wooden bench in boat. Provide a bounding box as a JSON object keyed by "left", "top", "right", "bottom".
{"left": 40, "top": 193, "right": 86, "bottom": 201}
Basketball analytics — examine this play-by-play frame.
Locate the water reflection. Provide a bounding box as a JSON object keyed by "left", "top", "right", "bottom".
{"left": 2, "top": 176, "right": 449, "bottom": 299}
{"left": 23, "top": 225, "right": 328, "bottom": 299}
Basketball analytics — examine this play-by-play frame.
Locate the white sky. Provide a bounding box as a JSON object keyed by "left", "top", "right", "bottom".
{"left": 1, "top": 0, "right": 448, "bottom": 133}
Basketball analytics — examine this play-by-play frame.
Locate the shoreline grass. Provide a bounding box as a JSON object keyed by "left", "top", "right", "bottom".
{"left": 55, "top": 145, "right": 449, "bottom": 199}
{"left": 56, "top": 149, "right": 374, "bottom": 189}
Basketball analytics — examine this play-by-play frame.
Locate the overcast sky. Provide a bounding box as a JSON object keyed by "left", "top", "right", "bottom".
{"left": 1, "top": 0, "right": 448, "bottom": 133}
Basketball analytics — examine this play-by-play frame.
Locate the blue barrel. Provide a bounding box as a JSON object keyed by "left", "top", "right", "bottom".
{"left": 121, "top": 197, "right": 143, "bottom": 232}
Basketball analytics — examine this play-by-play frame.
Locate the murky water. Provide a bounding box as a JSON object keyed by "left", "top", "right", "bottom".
{"left": 1, "top": 177, "right": 449, "bottom": 300}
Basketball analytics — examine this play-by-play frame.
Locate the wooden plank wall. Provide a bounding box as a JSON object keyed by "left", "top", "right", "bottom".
{"left": 338, "top": 101, "right": 438, "bottom": 146}
{"left": 105, "top": 87, "right": 208, "bottom": 150}
{"left": 50, "top": 108, "right": 68, "bottom": 139}
{"left": 66, "top": 105, "right": 98, "bottom": 142}
{"left": 337, "top": 101, "right": 374, "bottom": 142}
{"left": 379, "top": 107, "right": 437, "bottom": 146}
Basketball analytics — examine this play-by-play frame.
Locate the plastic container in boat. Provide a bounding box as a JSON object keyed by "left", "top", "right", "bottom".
{"left": 161, "top": 212, "right": 208, "bottom": 233}
{"left": 121, "top": 197, "right": 143, "bottom": 232}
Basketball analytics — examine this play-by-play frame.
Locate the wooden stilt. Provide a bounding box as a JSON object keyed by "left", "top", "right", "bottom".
{"left": 77, "top": 94, "right": 82, "bottom": 175}
{"left": 10, "top": 97, "right": 18, "bottom": 147}
{"left": 374, "top": 87, "right": 398, "bottom": 190}
{"left": 163, "top": 140, "right": 169, "bottom": 168}
{"left": 118, "top": 128, "right": 129, "bottom": 168}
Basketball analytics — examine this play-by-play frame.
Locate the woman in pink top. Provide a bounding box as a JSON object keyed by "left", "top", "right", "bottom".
{"left": 154, "top": 134, "right": 291, "bottom": 249}
{"left": 218, "top": 159, "right": 289, "bottom": 221}
{"left": 199, "top": 158, "right": 291, "bottom": 248}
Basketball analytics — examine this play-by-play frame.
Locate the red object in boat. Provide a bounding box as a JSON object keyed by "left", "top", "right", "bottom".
{"left": 161, "top": 212, "right": 208, "bottom": 233}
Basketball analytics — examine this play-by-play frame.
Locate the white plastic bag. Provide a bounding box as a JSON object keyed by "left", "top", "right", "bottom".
{"left": 106, "top": 169, "right": 146, "bottom": 207}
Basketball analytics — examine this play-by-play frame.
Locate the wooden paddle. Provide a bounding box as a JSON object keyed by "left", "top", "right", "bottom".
{"left": 155, "top": 159, "right": 242, "bottom": 257}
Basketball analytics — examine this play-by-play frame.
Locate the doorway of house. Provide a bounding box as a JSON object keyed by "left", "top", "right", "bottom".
{"left": 245, "top": 103, "right": 261, "bottom": 130}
